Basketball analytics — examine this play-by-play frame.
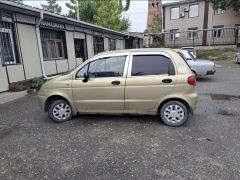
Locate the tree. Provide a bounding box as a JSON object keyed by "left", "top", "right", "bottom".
{"left": 8, "top": 0, "right": 23, "bottom": 4}
{"left": 66, "top": 0, "right": 96, "bottom": 23}
{"left": 147, "top": 13, "right": 162, "bottom": 33}
{"left": 41, "top": 0, "right": 62, "bottom": 14}
{"left": 66, "top": 0, "right": 130, "bottom": 31}
{"left": 93, "top": 0, "right": 130, "bottom": 31}
{"left": 210, "top": 0, "right": 240, "bottom": 15}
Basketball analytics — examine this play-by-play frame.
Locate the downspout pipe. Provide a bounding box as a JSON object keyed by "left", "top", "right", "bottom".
{"left": 36, "top": 10, "right": 49, "bottom": 80}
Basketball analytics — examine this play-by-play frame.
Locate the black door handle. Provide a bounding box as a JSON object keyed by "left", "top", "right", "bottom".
{"left": 162, "top": 79, "right": 172, "bottom": 83}
{"left": 112, "top": 80, "right": 121, "bottom": 85}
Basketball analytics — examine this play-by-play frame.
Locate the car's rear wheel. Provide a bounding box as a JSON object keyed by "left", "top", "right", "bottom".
{"left": 160, "top": 101, "right": 189, "bottom": 127}
{"left": 48, "top": 100, "right": 73, "bottom": 123}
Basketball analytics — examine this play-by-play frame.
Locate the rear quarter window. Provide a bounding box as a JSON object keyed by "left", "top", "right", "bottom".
{"left": 131, "top": 55, "right": 175, "bottom": 76}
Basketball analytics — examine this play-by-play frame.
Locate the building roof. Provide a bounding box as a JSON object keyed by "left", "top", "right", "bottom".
{"left": 0, "top": 1, "right": 133, "bottom": 37}
{"left": 127, "top": 32, "right": 144, "bottom": 39}
{"left": 162, "top": 0, "right": 202, "bottom": 7}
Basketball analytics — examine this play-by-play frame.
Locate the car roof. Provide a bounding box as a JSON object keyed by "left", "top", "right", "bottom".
{"left": 96, "top": 48, "right": 178, "bottom": 56}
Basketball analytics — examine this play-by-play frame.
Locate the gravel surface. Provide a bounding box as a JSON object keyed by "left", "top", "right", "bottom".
{"left": 0, "top": 61, "right": 240, "bottom": 180}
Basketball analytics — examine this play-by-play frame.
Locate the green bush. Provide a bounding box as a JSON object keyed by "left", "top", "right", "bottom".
{"left": 31, "top": 77, "right": 46, "bottom": 88}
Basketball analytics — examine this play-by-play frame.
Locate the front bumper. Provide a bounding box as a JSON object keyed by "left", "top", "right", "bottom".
{"left": 206, "top": 69, "right": 216, "bottom": 75}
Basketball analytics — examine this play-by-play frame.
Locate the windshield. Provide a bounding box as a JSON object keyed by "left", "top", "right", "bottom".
{"left": 187, "top": 51, "right": 197, "bottom": 61}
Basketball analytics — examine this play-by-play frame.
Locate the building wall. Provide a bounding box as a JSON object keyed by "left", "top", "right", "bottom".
{"left": 104, "top": 37, "right": 109, "bottom": 51}
{"left": 164, "top": 1, "right": 205, "bottom": 46}
{"left": 6, "top": 65, "right": 25, "bottom": 83}
{"left": 86, "top": 35, "right": 94, "bottom": 58}
{"left": 164, "top": 1, "right": 205, "bottom": 31}
{"left": 44, "top": 61, "right": 57, "bottom": 75}
{"left": 0, "top": 67, "right": 9, "bottom": 92}
{"left": 206, "top": 6, "right": 240, "bottom": 45}
{"left": 164, "top": 1, "right": 240, "bottom": 46}
{"left": 208, "top": 6, "right": 240, "bottom": 28}
{"left": 66, "top": 31, "right": 77, "bottom": 70}
{"left": 116, "top": 39, "right": 124, "bottom": 50}
{"left": 17, "top": 23, "right": 42, "bottom": 79}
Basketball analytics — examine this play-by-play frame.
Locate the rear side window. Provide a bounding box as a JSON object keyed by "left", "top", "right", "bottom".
{"left": 131, "top": 55, "right": 175, "bottom": 76}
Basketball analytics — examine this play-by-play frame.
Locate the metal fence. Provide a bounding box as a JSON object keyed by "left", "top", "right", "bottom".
{"left": 145, "top": 27, "right": 240, "bottom": 48}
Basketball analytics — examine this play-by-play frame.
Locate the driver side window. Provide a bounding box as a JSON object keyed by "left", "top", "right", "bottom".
{"left": 88, "top": 56, "right": 126, "bottom": 78}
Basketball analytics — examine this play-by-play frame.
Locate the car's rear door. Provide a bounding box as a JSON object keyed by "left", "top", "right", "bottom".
{"left": 125, "top": 52, "right": 177, "bottom": 113}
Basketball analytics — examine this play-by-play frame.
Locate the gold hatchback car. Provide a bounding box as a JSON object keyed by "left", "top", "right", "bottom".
{"left": 38, "top": 49, "right": 198, "bottom": 127}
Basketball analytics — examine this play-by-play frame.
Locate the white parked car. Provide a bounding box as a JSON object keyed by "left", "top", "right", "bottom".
{"left": 235, "top": 52, "right": 240, "bottom": 63}
{"left": 179, "top": 50, "right": 215, "bottom": 78}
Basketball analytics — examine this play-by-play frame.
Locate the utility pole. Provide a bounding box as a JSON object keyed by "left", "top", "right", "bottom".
{"left": 76, "top": 0, "right": 80, "bottom": 20}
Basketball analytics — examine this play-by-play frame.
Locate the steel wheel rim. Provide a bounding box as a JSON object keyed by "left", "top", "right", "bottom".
{"left": 52, "top": 103, "right": 71, "bottom": 120}
{"left": 163, "top": 104, "right": 185, "bottom": 124}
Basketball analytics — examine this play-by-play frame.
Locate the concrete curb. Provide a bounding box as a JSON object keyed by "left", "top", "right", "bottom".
{"left": 0, "top": 91, "right": 28, "bottom": 105}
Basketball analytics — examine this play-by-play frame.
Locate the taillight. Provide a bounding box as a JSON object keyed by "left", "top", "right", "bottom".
{"left": 188, "top": 75, "right": 196, "bottom": 86}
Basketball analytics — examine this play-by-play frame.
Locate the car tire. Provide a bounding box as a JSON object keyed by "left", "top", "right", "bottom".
{"left": 48, "top": 100, "right": 73, "bottom": 123}
{"left": 160, "top": 101, "right": 189, "bottom": 127}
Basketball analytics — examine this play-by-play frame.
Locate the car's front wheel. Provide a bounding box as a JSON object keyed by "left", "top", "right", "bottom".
{"left": 48, "top": 100, "right": 73, "bottom": 123}
{"left": 160, "top": 101, "right": 189, "bottom": 127}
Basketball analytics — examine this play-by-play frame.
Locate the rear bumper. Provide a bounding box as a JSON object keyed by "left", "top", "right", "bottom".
{"left": 206, "top": 69, "right": 216, "bottom": 75}
{"left": 185, "top": 92, "right": 198, "bottom": 111}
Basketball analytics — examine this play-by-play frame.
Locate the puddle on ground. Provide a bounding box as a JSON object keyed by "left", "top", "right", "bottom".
{"left": 209, "top": 94, "right": 240, "bottom": 101}
{"left": 218, "top": 109, "right": 235, "bottom": 116}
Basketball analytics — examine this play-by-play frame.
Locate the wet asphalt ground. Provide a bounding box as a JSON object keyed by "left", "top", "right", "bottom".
{"left": 0, "top": 61, "right": 240, "bottom": 180}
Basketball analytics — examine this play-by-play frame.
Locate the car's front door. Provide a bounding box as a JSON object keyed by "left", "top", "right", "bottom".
{"left": 72, "top": 54, "right": 128, "bottom": 112}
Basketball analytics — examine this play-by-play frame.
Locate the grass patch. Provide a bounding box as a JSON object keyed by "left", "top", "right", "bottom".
{"left": 197, "top": 48, "right": 237, "bottom": 61}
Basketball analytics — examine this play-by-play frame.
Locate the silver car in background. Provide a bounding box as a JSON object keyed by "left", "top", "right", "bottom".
{"left": 181, "top": 47, "right": 197, "bottom": 58}
{"left": 179, "top": 50, "right": 215, "bottom": 78}
{"left": 235, "top": 52, "right": 240, "bottom": 63}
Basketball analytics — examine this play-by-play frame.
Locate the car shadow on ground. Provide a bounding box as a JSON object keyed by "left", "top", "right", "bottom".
{"left": 197, "top": 76, "right": 215, "bottom": 82}
{"left": 71, "top": 114, "right": 162, "bottom": 125}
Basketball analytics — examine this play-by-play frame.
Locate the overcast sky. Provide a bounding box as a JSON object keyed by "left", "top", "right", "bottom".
{"left": 24, "top": 0, "right": 178, "bottom": 32}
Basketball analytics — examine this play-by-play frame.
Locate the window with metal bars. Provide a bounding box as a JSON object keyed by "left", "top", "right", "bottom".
{"left": 40, "top": 29, "right": 67, "bottom": 60}
{"left": 93, "top": 36, "right": 104, "bottom": 55}
{"left": 0, "top": 22, "right": 19, "bottom": 65}
{"left": 213, "top": 25, "right": 224, "bottom": 38}
{"left": 188, "top": 27, "right": 198, "bottom": 39}
{"left": 74, "top": 38, "right": 86, "bottom": 60}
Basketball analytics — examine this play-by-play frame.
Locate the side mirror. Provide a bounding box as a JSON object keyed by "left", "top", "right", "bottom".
{"left": 82, "top": 72, "right": 89, "bottom": 83}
